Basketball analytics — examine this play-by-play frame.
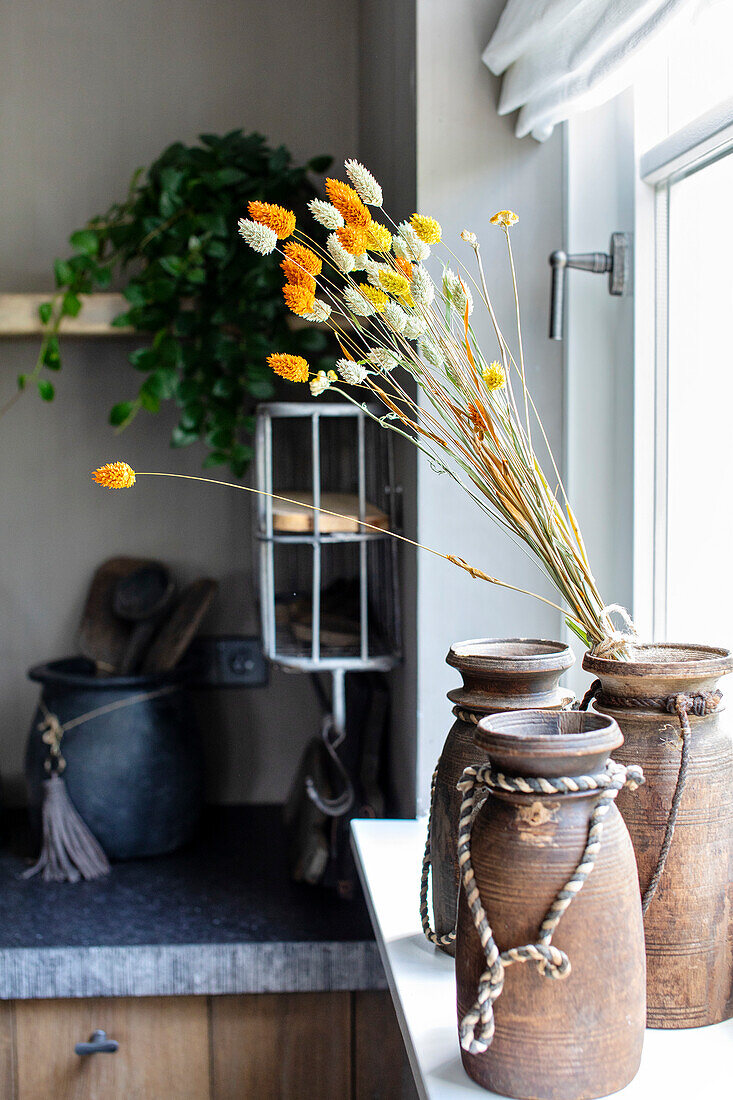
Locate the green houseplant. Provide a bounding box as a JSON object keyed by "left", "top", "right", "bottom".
{"left": 28, "top": 130, "right": 333, "bottom": 476}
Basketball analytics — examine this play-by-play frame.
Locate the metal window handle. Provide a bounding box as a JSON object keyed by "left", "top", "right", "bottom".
{"left": 75, "top": 1029, "right": 119, "bottom": 1056}
{"left": 548, "top": 232, "right": 630, "bottom": 340}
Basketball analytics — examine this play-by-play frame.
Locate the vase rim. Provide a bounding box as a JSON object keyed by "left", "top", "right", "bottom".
{"left": 583, "top": 641, "right": 733, "bottom": 678}
{"left": 447, "top": 637, "right": 574, "bottom": 671}
{"left": 475, "top": 708, "right": 622, "bottom": 777}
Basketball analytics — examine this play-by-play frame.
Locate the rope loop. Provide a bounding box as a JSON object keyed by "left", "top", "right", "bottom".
{"left": 457, "top": 757, "right": 643, "bottom": 1055}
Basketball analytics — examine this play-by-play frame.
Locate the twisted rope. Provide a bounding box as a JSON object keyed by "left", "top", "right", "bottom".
{"left": 420, "top": 765, "right": 458, "bottom": 948}
{"left": 457, "top": 758, "right": 644, "bottom": 1055}
{"left": 591, "top": 604, "right": 638, "bottom": 661}
{"left": 579, "top": 683, "right": 721, "bottom": 912}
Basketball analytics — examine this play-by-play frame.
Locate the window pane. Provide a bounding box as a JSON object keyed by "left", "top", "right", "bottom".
{"left": 666, "top": 151, "right": 733, "bottom": 647}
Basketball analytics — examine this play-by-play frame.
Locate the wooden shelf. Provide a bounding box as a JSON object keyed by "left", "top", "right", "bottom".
{"left": 0, "top": 293, "right": 132, "bottom": 336}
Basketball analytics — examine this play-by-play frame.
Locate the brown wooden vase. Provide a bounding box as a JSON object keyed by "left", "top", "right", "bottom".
{"left": 583, "top": 643, "right": 733, "bottom": 1028}
{"left": 455, "top": 710, "right": 646, "bottom": 1100}
{"left": 428, "top": 639, "right": 574, "bottom": 954}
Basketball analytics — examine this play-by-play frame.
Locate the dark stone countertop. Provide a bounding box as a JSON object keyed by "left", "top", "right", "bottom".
{"left": 0, "top": 805, "right": 384, "bottom": 999}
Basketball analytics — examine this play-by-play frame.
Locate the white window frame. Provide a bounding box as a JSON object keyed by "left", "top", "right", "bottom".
{"left": 634, "top": 95, "right": 733, "bottom": 641}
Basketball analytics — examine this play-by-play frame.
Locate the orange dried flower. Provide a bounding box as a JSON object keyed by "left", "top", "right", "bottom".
{"left": 267, "top": 353, "right": 310, "bottom": 383}
{"left": 283, "top": 242, "right": 322, "bottom": 276}
{"left": 280, "top": 259, "right": 316, "bottom": 294}
{"left": 283, "top": 283, "right": 316, "bottom": 316}
{"left": 92, "top": 462, "right": 136, "bottom": 489}
{"left": 335, "top": 225, "right": 367, "bottom": 256}
{"left": 248, "top": 200, "right": 296, "bottom": 240}
{"left": 325, "top": 179, "right": 371, "bottom": 229}
{"left": 395, "top": 256, "right": 413, "bottom": 279}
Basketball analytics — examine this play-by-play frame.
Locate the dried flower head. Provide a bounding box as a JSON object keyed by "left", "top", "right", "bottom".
{"left": 395, "top": 256, "right": 414, "bottom": 279}
{"left": 302, "top": 299, "right": 332, "bottom": 323}
{"left": 281, "top": 259, "right": 316, "bottom": 294}
{"left": 336, "top": 225, "right": 368, "bottom": 256}
{"left": 443, "top": 269, "right": 473, "bottom": 315}
{"left": 358, "top": 284, "right": 389, "bottom": 312}
{"left": 365, "top": 222, "right": 392, "bottom": 252}
{"left": 336, "top": 358, "right": 369, "bottom": 384}
{"left": 382, "top": 300, "right": 408, "bottom": 334}
{"left": 490, "top": 210, "right": 519, "bottom": 228}
{"left": 325, "top": 179, "right": 371, "bottom": 229}
{"left": 326, "top": 232, "right": 356, "bottom": 274}
{"left": 93, "top": 462, "right": 136, "bottom": 489}
{"left": 410, "top": 214, "right": 442, "bottom": 244}
{"left": 282, "top": 283, "right": 316, "bottom": 316}
{"left": 368, "top": 347, "right": 399, "bottom": 373}
{"left": 395, "top": 223, "right": 430, "bottom": 262}
{"left": 247, "top": 201, "right": 296, "bottom": 240}
{"left": 344, "top": 160, "right": 383, "bottom": 207}
{"left": 343, "top": 285, "right": 376, "bottom": 317}
{"left": 309, "top": 370, "right": 331, "bottom": 397}
{"left": 237, "top": 218, "right": 278, "bottom": 255}
{"left": 283, "top": 242, "right": 322, "bottom": 276}
{"left": 419, "top": 337, "right": 443, "bottom": 368}
{"left": 403, "top": 314, "right": 426, "bottom": 340}
{"left": 267, "top": 353, "right": 310, "bottom": 383}
{"left": 378, "top": 269, "right": 411, "bottom": 298}
{"left": 461, "top": 229, "right": 478, "bottom": 246}
{"left": 308, "top": 199, "right": 344, "bottom": 230}
{"left": 411, "top": 264, "right": 435, "bottom": 306}
{"left": 481, "top": 361, "right": 505, "bottom": 391}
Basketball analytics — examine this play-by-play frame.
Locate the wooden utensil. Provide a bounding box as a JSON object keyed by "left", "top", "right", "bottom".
{"left": 113, "top": 564, "right": 176, "bottom": 675}
{"left": 78, "top": 557, "right": 156, "bottom": 675}
{"left": 141, "top": 578, "right": 219, "bottom": 674}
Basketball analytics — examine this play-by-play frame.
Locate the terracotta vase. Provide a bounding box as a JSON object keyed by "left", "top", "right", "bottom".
{"left": 455, "top": 710, "right": 646, "bottom": 1100}
{"left": 427, "top": 639, "right": 574, "bottom": 954}
{"left": 583, "top": 643, "right": 733, "bottom": 1028}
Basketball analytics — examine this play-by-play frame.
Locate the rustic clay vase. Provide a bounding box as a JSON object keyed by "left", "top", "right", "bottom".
{"left": 583, "top": 643, "right": 733, "bottom": 1028}
{"left": 429, "top": 639, "right": 574, "bottom": 954}
{"left": 456, "top": 710, "right": 646, "bottom": 1100}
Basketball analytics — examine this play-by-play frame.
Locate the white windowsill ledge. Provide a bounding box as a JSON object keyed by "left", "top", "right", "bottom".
{"left": 351, "top": 818, "right": 733, "bottom": 1100}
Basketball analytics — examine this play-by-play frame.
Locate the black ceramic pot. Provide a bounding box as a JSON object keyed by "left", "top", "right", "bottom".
{"left": 25, "top": 658, "right": 204, "bottom": 859}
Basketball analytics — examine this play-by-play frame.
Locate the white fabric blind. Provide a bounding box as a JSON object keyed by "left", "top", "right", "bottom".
{"left": 482, "top": 0, "right": 704, "bottom": 140}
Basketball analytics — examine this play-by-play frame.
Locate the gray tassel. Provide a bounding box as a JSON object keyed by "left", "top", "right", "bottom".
{"left": 22, "top": 775, "right": 110, "bottom": 883}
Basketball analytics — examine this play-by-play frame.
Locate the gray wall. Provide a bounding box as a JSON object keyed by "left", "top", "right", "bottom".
{"left": 0, "top": 0, "right": 359, "bottom": 803}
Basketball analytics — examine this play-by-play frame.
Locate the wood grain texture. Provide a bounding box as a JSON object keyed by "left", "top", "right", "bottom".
{"left": 0, "top": 1001, "right": 16, "bottom": 1100}
{"left": 210, "top": 992, "right": 350, "bottom": 1099}
{"left": 0, "top": 294, "right": 131, "bottom": 336}
{"left": 353, "top": 991, "right": 417, "bottom": 1100}
{"left": 15, "top": 997, "right": 209, "bottom": 1100}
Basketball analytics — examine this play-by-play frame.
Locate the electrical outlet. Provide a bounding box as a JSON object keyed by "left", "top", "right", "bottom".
{"left": 187, "top": 635, "right": 268, "bottom": 688}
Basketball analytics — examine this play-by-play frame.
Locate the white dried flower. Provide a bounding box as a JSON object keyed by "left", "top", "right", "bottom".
{"left": 411, "top": 265, "right": 435, "bottom": 306}
{"left": 351, "top": 253, "right": 369, "bottom": 271}
{"left": 302, "top": 299, "right": 332, "bottom": 323}
{"left": 237, "top": 218, "right": 278, "bottom": 255}
{"left": 461, "top": 229, "right": 478, "bottom": 245}
{"left": 395, "top": 222, "right": 430, "bottom": 262}
{"left": 443, "top": 268, "right": 473, "bottom": 316}
{"left": 403, "top": 314, "right": 426, "bottom": 340}
{"left": 309, "top": 199, "right": 344, "bottom": 230}
{"left": 365, "top": 260, "right": 390, "bottom": 288}
{"left": 309, "top": 370, "right": 331, "bottom": 397}
{"left": 336, "top": 358, "right": 369, "bottom": 384}
{"left": 382, "top": 300, "right": 408, "bottom": 334}
{"left": 368, "top": 346, "right": 399, "bottom": 373}
{"left": 420, "top": 337, "right": 443, "bottom": 368}
{"left": 343, "top": 285, "right": 376, "bottom": 317}
{"left": 327, "top": 233, "right": 355, "bottom": 274}
{"left": 344, "top": 159, "right": 383, "bottom": 207}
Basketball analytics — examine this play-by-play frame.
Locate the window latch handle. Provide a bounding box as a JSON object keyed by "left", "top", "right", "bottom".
{"left": 548, "top": 232, "right": 630, "bottom": 340}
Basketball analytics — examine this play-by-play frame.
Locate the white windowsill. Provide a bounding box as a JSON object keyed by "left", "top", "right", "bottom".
{"left": 351, "top": 817, "right": 733, "bottom": 1100}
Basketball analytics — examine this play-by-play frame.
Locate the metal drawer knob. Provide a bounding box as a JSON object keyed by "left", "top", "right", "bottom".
{"left": 74, "top": 1029, "right": 119, "bottom": 1055}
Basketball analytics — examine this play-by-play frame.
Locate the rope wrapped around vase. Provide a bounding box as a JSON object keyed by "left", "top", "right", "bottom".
{"left": 23, "top": 685, "right": 179, "bottom": 884}
{"left": 457, "top": 757, "right": 644, "bottom": 1055}
{"left": 579, "top": 682, "right": 722, "bottom": 912}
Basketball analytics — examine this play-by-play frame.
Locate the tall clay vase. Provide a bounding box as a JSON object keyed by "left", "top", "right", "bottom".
{"left": 456, "top": 710, "right": 646, "bottom": 1100}
{"left": 426, "top": 639, "right": 574, "bottom": 954}
{"left": 583, "top": 644, "right": 733, "bottom": 1028}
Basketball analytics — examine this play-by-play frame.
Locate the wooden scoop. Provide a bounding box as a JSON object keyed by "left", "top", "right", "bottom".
{"left": 141, "top": 578, "right": 219, "bottom": 674}
{"left": 78, "top": 557, "right": 156, "bottom": 675}
{"left": 113, "top": 564, "right": 176, "bottom": 675}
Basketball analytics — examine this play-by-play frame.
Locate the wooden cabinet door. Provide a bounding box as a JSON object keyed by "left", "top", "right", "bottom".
{"left": 353, "top": 992, "right": 418, "bottom": 1100}
{"left": 14, "top": 996, "right": 209, "bottom": 1100}
{"left": 210, "top": 992, "right": 351, "bottom": 1099}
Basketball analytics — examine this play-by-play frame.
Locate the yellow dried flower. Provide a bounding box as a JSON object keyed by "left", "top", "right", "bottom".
{"left": 336, "top": 225, "right": 368, "bottom": 256}
{"left": 490, "top": 210, "right": 519, "bottom": 228}
{"left": 325, "top": 179, "right": 371, "bottom": 229}
{"left": 283, "top": 242, "right": 322, "bottom": 276}
{"left": 267, "top": 353, "right": 310, "bottom": 383}
{"left": 93, "top": 462, "right": 136, "bottom": 489}
{"left": 482, "top": 361, "right": 505, "bottom": 391}
{"left": 247, "top": 201, "right": 296, "bottom": 240}
{"left": 327, "top": 370, "right": 338, "bottom": 382}
{"left": 281, "top": 259, "right": 316, "bottom": 294}
{"left": 365, "top": 222, "right": 392, "bottom": 251}
{"left": 282, "top": 283, "right": 316, "bottom": 316}
{"left": 358, "top": 284, "right": 388, "bottom": 312}
{"left": 378, "top": 269, "right": 411, "bottom": 298}
{"left": 410, "top": 214, "right": 442, "bottom": 244}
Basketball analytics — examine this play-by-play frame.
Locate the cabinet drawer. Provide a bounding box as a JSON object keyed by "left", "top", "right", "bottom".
{"left": 14, "top": 997, "right": 209, "bottom": 1100}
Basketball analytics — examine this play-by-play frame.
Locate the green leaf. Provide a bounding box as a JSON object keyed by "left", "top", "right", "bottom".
{"left": 62, "top": 292, "right": 82, "bottom": 318}
{"left": 139, "top": 388, "right": 161, "bottom": 414}
{"left": 565, "top": 618, "right": 590, "bottom": 648}
{"left": 17, "top": 374, "right": 26, "bottom": 391}
{"left": 307, "top": 154, "right": 333, "bottom": 173}
{"left": 171, "top": 425, "right": 200, "bottom": 448}
{"left": 202, "top": 451, "right": 229, "bottom": 467}
{"left": 109, "top": 401, "right": 135, "bottom": 427}
{"left": 37, "top": 379, "right": 55, "bottom": 401}
{"left": 53, "top": 259, "right": 74, "bottom": 287}
{"left": 42, "top": 337, "right": 60, "bottom": 369}
{"left": 123, "top": 283, "right": 147, "bottom": 307}
{"left": 69, "top": 229, "right": 99, "bottom": 256}
{"left": 159, "top": 256, "right": 184, "bottom": 277}
{"left": 145, "top": 366, "right": 178, "bottom": 399}
{"left": 129, "top": 347, "right": 157, "bottom": 372}
{"left": 111, "top": 311, "right": 133, "bottom": 328}
{"left": 248, "top": 378, "right": 276, "bottom": 400}
{"left": 38, "top": 301, "right": 53, "bottom": 325}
